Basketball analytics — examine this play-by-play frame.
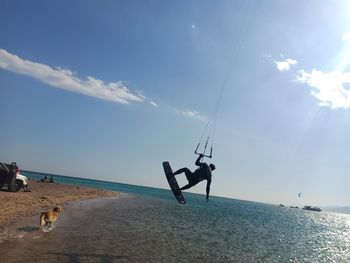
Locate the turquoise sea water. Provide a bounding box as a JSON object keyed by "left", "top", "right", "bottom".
{"left": 1, "top": 171, "right": 350, "bottom": 262}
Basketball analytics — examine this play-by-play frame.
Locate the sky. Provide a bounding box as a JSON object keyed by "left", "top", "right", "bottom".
{"left": 1, "top": 0, "right": 350, "bottom": 207}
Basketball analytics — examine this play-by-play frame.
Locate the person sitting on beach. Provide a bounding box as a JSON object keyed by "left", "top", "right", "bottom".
{"left": 49, "top": 176, "right": 55, "bottom": 183}
{"left": 41, "top": 176, "right": 48, "bottom": 182}
{"left": 173, "top": 154, "right": 215, "bottom": 202}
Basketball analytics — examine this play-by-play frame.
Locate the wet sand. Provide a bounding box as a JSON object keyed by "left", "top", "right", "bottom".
{"left": 0, "top": 180, "right": 119, "bottom": 242}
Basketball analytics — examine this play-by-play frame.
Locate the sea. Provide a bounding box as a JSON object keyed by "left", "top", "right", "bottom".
{"left": 1, "top": 171, "right": 350, "bottom": 263}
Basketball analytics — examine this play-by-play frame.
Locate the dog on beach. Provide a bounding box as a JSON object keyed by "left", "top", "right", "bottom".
{"left": 40, "top": 206, "right": 63, "bottom": 231}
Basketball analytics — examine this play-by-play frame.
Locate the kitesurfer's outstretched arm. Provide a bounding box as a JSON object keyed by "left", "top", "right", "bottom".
{"left": 195, "top": 154, "right": 203, "bottom": 167}
{"left": 206, "top": 179, "right": 211, "bottom": 202}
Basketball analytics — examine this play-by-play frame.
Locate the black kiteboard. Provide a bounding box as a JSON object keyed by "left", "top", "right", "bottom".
{"left": 162, "top": 161, "right": 186, "bottom": 205}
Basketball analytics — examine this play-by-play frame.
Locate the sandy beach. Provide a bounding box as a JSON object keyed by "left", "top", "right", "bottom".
{"left": 0, "top": 180, "right": 119, "bottom": 241}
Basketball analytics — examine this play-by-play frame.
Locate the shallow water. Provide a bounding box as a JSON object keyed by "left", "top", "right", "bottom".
{"left": 1, "top": 193, "right": 350, "bottom": 263}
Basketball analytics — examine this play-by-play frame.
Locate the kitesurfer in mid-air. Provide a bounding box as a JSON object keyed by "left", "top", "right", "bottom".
{"left": 173, "top": 154, "right": 215, "bottom": 202}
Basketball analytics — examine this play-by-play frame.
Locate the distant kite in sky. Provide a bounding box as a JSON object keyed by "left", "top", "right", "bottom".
{"left": 298, "top": 192, "right": 303, "bottom": 198}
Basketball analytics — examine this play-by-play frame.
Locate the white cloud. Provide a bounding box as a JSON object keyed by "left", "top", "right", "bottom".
{"left": 342, "top": 32, "right": 350, "bottom": 42}
{"left": 275, "top": 58, "right": 298, "bottom": 72}
{"left": 135, "top": 90, "right": 159, "bottom": 107}
{"left": 191, "top": 24, "right": 198, "bottom": 32}
{"left": 296, "top": 69, "right": 350, "bottom": 109}
{"left": 135, "top": 90, "right": 146, "bottom": 100}
{"left": 0, "top": 48, "right": 144, "bottom": 104}
{"left": 272, "top": 38, "right": 350, "bottom": 110}
{"left": 177, "top": 109, "right": 206, "bottom": 121}
{"left": 149, "top": 101, "right": 158, "bottom": 107}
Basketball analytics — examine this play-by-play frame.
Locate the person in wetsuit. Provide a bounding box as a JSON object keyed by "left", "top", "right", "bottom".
{"left": 173, "top": 154, "right": 216, "bottom": 202}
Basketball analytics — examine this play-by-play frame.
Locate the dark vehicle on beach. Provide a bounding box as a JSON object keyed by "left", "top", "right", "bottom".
{"left": 0, "top": 162, "right": 22, "bottom": 192}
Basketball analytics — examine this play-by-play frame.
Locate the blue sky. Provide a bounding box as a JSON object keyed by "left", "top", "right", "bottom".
{"left": 1, "top": 0, "right": 350, "bottom": 206}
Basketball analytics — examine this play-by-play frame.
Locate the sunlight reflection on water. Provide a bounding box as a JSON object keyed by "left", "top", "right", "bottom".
{"left": 1, "top": 194, "right": 350, "bottom": 263}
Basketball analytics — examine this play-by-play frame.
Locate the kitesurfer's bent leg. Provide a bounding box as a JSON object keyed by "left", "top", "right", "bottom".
{"left": 173, "top": 168, "right": 196, "bottom": 191}
{"left": 173, "top": 168, "right": 192, "bottom": 178}
{"left": 180, "top": 184, "right": 192, "bottom": 191}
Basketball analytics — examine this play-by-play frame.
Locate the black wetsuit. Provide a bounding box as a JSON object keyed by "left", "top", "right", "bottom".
{"left": 173, "top": 155, "right": 212, "bottom": 200}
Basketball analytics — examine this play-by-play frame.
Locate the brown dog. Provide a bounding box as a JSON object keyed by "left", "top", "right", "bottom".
{"left": 40, "top": 206, "right": 63, "bottom": 230}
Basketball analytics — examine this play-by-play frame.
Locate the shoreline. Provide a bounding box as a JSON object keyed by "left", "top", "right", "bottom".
{"left": 0, "top": 180, "right": 119, "bottom": 242}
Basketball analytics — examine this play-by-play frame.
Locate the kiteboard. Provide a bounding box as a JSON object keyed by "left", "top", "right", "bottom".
{"left": 162, "top": 161, "right": 186, "bottom": 205}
